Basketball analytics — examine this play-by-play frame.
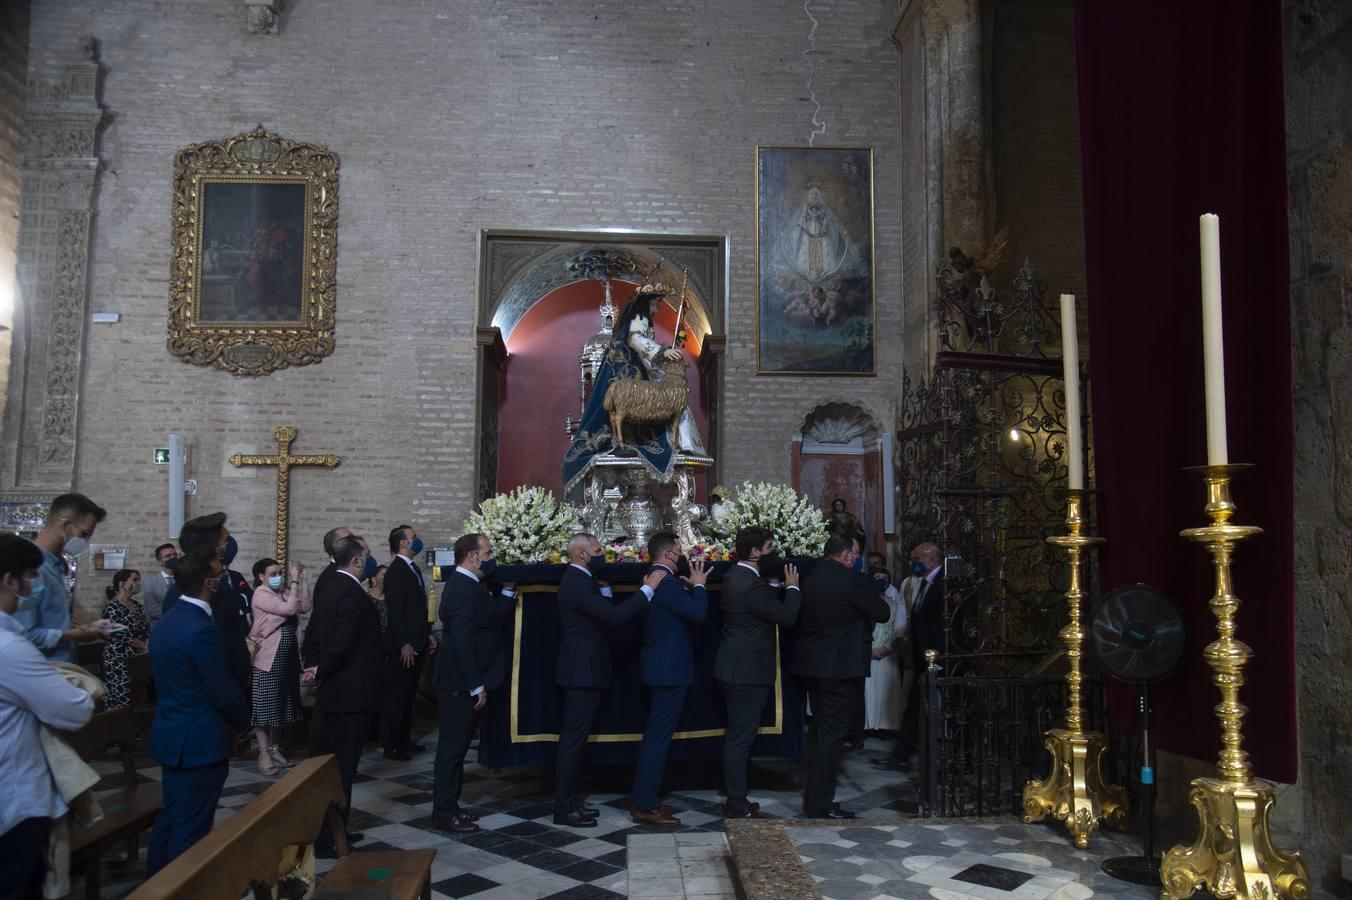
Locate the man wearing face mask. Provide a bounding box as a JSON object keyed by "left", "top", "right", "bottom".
{"left": 630, "top": 531, "right": 709, "bottom": 826}
{"left": 0, "top": 535, "right": 95, "bottom": 896}
{"left": 143, "top": 543, "right": 178, "bottom": 626}
{"left": 14, "top": 493, "right": 114, "bottom": 660}
{"left": 714, "top": 527, "right": 801, "bottom": 818}
{"left": 885, "top": 542, "right": 945, "bottom": 770}
{"left": 301, "top": 535, "right": 383, "bottom": 856}
{"left": 431, "top": 533, "right": 518, "bottom": 834}
{"left": 301, "top": 525, "right": 353, "bottom": 672}
{"left": 163, "top": 513, "right": 253, "bottom": 691}
{"left": 553, "top": 533, "right": 664, "bottom": 827}
{"left": 380, "top": 524, "right": 435, "bottom": 760}
{"left": 792, "top": 534, "right": 891, "bottom": 818}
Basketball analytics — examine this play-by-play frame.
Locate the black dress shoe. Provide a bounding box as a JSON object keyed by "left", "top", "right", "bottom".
{"left": 428, "top": 814, "right": 479, "bottom": 834}
{"left": 346, "top": 831, "right": 365, "bottom": 845}
{"left": 723, "top": 802, "right": 764, "bottom": 819}
{"left": 576, "top": 804, "right": 599, "bottom": 816}
{"left": 402, "top": 743, "right": 426, "bottom": 754}
{"left": 314, "top": 843, "right": 340, "bottom": 859}
{"left": 553, "top": 811, "right": 599, "bottom": 828}
{"left": 382, "top": 750, "right": 412, "bottom": 761}
{"left": 827, "top": 804, "right": 857, "bottom": 819}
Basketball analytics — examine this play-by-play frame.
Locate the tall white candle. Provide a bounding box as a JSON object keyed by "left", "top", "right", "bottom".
{"left": 1199, "top": 213, "right": 1228, "bottom": 466}
{"left": 1059, "top": 293, "right": 1084, "bottom": 490}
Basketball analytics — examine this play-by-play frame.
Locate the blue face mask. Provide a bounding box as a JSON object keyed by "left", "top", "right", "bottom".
{"left": 910, "top": 559, "right": 928, "bottom": 578}
{"left": 14, "top": 575, "right": 41, "bottom": 612}
{"left": 410, "top": 536, "right": 424, "bottom": 557}
{"left": 267, "top": 574, "right": 285, "bottom": 590}
{"left": 478, "top": 557, "right": 498, "bottom": 578}
{"left": 221, "top": 535, "right": 239, "bottom": 566}
{"left": 362, "top": 554, "right": 379, "bottom": 579}
{"left": 852, "top": 554, "right": 865, "bottom": 573}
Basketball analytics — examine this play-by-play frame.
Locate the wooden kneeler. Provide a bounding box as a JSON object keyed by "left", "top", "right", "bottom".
{"left": 128, "top": 754, "right": 435, "bottom": 900}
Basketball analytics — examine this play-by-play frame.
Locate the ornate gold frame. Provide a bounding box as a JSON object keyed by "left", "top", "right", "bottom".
{"left": 168, "top": 128, "right": 339, "bottom": 376}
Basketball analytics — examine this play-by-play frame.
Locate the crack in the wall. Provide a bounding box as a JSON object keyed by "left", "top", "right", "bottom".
{"left": 802, "top": 0, "right": 827, "bottom": 146}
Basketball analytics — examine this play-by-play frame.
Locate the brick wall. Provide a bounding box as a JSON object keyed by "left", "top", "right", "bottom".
{"left": 16, "top": 0, "right": 904, "bottom": 612}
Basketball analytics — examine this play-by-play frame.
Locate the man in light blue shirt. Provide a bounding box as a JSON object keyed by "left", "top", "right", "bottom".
{"left": 0, "top": 534, "right": 95, "bottom": 896}
{"left": 13, "top": 493, "right": 112, "bottom": 661}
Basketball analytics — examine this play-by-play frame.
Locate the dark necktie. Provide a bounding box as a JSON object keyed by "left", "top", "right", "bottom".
{"left": 411, "top": 560, "right": 425, "bottom": 591}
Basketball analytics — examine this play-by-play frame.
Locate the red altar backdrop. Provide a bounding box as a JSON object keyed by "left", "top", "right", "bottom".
{"left": 1075, "top": 0, "right": 1296, "bottom": 780}
{"left": 497, "top": 280, "right": 709, "bottom": 496}
{"left": 792, "top": 446, "right": 884, "bottom": 555}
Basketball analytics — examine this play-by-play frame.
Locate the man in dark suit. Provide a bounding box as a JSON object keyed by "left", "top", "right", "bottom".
{"left": 301, "top": 525, "right": 352, "bottom": 671}
{"left": 792, "top": 534, "right": 890, "bottom": 818}
{"left": 431, "top": 532, "right": 518, "bottom": 834}
{"left": 553, "top": 533, "right": 663, "bottom": 827}
{"left": 146, "top": 548, "right": 249, "bottom": 875}
{"left": 381, "top": 524, "right": 435, "bottom": 760}
{"left": 630, "top": 531, "right": 709, "bottom": 826}
{"left": 160, "top": 513, "right": 253, "bottom": 691}
{"left": 888, "top": 541, "right": 945, "bottom": 768}
{"left": 714, "top": 527, "right": 801, "bottom": 818}
{"left": 301, "top": 535, "right": 384, "bottom": 856}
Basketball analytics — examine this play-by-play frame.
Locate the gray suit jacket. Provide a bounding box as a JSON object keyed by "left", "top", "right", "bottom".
{"left": 143, "top": 571, "right": 173, "bottom": 623}
{"left": 713, "top": 564, "right": 801, "bottom": 685}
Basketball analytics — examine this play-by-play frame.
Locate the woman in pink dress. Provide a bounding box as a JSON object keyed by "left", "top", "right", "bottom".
{"left": 247, "top": 557, "right": 310, "bottom": 775}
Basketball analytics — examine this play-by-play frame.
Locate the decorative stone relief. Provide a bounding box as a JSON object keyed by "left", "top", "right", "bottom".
{"left": 1, "top": 42, "right": 104, "bottom": 499}
{"left": 245, "top": 1, "right": 284, "bottom": 35}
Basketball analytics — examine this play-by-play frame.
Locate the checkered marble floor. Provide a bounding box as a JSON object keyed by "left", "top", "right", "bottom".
{"left": 787, "top": 821, "right": 1155, "bottom": 900}
{"left": 82, "top": 731, "right": 1152, "bottom": 900}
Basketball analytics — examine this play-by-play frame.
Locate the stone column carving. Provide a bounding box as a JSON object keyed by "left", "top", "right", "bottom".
{"left": 1, "top": 42, "right": 104, "bottom": 500}
{"left": 245, "top": 1, "right": 284, "bottom": 35}
{"left": 893, "top": 0, "right": 988, "bottom": 369}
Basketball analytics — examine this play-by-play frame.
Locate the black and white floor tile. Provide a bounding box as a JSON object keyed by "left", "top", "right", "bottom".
{"left": 77, "top": 732, "right": 1150, "bottom": 899}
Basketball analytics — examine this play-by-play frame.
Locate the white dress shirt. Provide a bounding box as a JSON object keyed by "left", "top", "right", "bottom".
{"left": 0, "top": 609, "right": 95, "bottom": 835}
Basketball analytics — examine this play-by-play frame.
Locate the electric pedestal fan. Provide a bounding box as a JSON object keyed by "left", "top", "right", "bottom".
{"left": 1089, "top": 583, "right": 1187, "bottom": 886}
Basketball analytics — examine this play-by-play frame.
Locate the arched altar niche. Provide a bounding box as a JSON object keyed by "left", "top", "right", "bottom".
{"left": 792, "top": 402, "right": 888, "bottom": 554}
{"left": 496, "top": 279, "right": 710, "bottom": 495}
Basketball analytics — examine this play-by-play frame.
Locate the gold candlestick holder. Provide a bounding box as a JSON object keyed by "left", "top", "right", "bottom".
{"left": 1023, "top": 489, "right": 1128, "bottom": 848}
{"left": 1160, "top": 465, "right": 1310, "bottom": 900}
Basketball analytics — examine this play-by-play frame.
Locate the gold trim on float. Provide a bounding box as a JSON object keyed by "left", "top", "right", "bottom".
{"left": 508, "top": 585, "right": 784, "bottom": 744}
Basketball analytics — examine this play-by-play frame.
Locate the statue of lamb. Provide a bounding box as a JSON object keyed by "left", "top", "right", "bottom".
{"left": 603, "top": 354, "right": 688, "bottom": 450}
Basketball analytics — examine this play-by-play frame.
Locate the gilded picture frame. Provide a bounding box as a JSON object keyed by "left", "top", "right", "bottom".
{"left": 168, "top": 128, "right": 339, "bottom": 376}
{"left": 756, "top": 145, "right": 876, "bottom": 375}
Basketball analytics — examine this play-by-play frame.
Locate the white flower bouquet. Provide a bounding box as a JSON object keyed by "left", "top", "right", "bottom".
{"left": 463, "top": 486, "right": 580, "bottom": 564}
{"left": 719, "top": 482, "right": 829, "bottom": 557}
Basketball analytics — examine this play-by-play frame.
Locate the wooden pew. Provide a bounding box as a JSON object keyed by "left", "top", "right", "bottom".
{"left": 61, "top": 706, "right": 163, "bottom": 900}
{"left": 128, "top": 754, "right": 435, "bottom": 900}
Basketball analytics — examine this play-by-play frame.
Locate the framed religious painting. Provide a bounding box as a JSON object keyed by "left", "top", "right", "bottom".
{"left": 168, "top": 128, "right": 339, "bottom": 375}
{"left": 756, "top": 145, "right": 875, "bottom": 375}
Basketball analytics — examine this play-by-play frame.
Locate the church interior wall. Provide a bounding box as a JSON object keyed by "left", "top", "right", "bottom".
{"left": 11, "top": 0, "right": 904, "bottom": 616}
{"left": 1285, "top": 0, "right": 1352, "bottom": 887}
{"left": 0, "top": 0, "right": 28, "bottom": 432}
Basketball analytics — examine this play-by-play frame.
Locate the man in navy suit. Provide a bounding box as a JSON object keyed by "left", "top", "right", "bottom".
{"left": 430, "top": 533, "right": 517, "bottom": 834}
{"left": 630, "top": 531, "right": 709, "bottom": 826}
{"left": 159, "top": 512, "right": 253, "bottom": 691}
{"left": 146, "top": 547, "right": 249, "bottom": 875}
{"left": 553, "top": 533, "right": 663, "bottom": 827}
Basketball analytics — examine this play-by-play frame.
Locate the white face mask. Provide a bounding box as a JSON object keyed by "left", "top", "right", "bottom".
{"left": 64, "top": 536, "right": 89, "bottom": 557}
{"left": 267, "top": 574, "right": 284, "bottom": 590}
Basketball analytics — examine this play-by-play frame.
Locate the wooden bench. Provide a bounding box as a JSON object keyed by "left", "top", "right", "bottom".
{"left": 127, "top": 754, "right": 435, "bottom": 900}
{"left": 61, "top": 706, "right": 163, "bottom": 900}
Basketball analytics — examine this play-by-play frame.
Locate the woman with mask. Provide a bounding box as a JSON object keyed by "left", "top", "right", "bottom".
{"left": 247, "top": 556, "right": 309, "bottom": 775}
{"left": 100, "top": 569, "right": 150, "bottom": 709}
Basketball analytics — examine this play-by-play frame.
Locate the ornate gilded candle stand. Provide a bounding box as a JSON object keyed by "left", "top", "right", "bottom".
{"left": 1160, "top": 465, "right": 1309, "bottom": 900}
{"left": 1023, "top": 490, "right": 1129, "bottom": 848}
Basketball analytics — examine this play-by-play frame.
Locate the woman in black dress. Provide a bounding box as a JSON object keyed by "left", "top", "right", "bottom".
{"left": 101, "top": 569, "right": 149, "bottom": 709}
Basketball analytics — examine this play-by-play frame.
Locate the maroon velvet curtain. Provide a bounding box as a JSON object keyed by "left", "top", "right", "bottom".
{"left": 1075, "top": 0, "right": 1296, "bottom": 781}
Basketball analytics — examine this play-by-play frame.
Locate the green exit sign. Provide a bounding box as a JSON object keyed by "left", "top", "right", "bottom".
{"left": 153, "top": 448, "right": 170, "bottom": 465}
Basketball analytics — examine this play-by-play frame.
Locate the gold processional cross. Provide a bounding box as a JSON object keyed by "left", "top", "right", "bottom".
{"left": 229, "top": 426, "right": 340, "bottom": 573}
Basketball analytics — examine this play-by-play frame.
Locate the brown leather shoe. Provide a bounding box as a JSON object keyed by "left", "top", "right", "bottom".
{"left": 631, "top": 806, "right": 682, "bottom": 826}
{"left": 658, "top": 802, "right": 679, "bottom": 815}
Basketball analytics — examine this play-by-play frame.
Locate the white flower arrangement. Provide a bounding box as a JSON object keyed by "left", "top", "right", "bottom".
{"left": 719, "top": 481, "right": 830, "bottom": 557}
{"left": 463, "top": 486, "right": 580, "bottom": 564}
